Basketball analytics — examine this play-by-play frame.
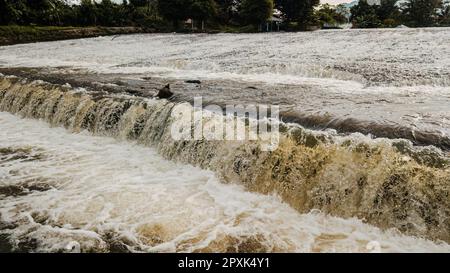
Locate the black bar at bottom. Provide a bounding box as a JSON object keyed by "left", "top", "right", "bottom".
{"left": 0, "top": 253, "right": 445, "bottom": 272}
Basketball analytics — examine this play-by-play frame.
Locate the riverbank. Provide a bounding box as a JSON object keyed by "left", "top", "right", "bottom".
{"left": 0, "top": 26, "right": 158, "bottom": 46}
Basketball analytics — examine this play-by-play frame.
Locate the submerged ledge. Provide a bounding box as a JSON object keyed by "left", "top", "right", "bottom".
{"left": 1, "top": 67, "right": 449, "bottom": 151}
{"left": 0, "top": 75, "right": 449, "bottom": 243}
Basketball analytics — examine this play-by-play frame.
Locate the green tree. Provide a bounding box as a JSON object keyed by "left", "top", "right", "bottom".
{"left": 96, "top": 0, "right": 118, "bottom": 26}
{"left": 157, "top": 0, "right": 193, "bottom": 28}
{"left": 315, "top": 4, "right": 347, "bottom": 27}
{"left": 350, "top": 0, "right": 381, "bottom": 28}
{"left": 57, "top": 1, "right": 78, "bottom": 26}
{"left": 130, "top": 0, "right": 158, "bottom": 17}
{"left": 216, "top": 0, "right": 239, "bottom": 23}
{"left": 376, "top": 0, "right": 400, "bottom": 27}
{"left": 130, "top": 0, "right": 148, "bottom": 6}
{"left": 377, "top": 0, "right": 399, "bottom": 20}
{"left": 439, "top": 0, "right": 450, "bottom": 26}
{"left": 190, "top": 0, "right": 217, "bottom": 30}
{"left": 401, "top": 0, "right": 442, "bottom": 27}
{"left": 239, "top": 0, "right": 273, "bottom": 28}
{"left": 78, "top": 0, "right": 98, "bottom": 26}
{"left": 25, "top": 0, "right": 48, "bottom": 24}
{"left": 0, "top": 0, "right": 27, "bottom": 25}
{"left": 336, "top": 4, "right": 350, "bottom": 22}
{"left": 275, "top": 0, "right": 320, "bottom": 28}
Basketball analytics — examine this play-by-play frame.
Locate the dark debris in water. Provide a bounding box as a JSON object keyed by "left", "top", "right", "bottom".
{"left": 0, "top": 234, "right": 14, "bottom": 253}
{"left": 0, "top": 147, "right": 46, "bottom": 164}
{"left": 0, "top": 182, "right": 53, "bottom": 197}
{"left": 185, "top": 80, "right": 201, "bottom": 84}
{"left": 392, "top": 141, "right": 450, "bottom": 169}
{"left": 102, "top": 231, "right": 132, "bottom": 253}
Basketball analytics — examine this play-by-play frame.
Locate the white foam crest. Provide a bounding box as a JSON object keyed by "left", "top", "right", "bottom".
{"left": 1, "top": 29, "right": 450, "bottom": 87}
{"left": 0, "top": 112, "right": 449, "bottom": 253}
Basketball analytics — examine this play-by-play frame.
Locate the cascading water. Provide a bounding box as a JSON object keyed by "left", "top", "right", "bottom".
{"left": 1, "top": 29, "right": 450, "bottom": 253}
{"left": 2, "top": 111, "right": 449, "bottom": 253}
{"left": 0, "top": 76, "right": 449, "bottom": 252}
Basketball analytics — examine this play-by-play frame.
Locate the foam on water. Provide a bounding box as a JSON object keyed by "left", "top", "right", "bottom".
{"left": 1, "top": 29, "right": 449, "bottom": 145}
{"left": 0, "top": 77, "right": 449, "bottom": 244}
{"left": 0, "top": 29, "right": 449, "bottom": 252}
{"left": 1, "top": 29, "right": 450, "bottom": 87}
{"left": 0, "top": 112, "right": 449, "bottom": 253}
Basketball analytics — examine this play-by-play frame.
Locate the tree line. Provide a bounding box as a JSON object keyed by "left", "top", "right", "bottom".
{"left": 0, "top": 0, "right": 318, "bottom": 30}
{"left": 350, "top": 0, "right": 450, "bottom": 28}
{"left": 0, "top": 0, "right": 449, "bottom": 30}
{"left": 0, "top": 0, "right": 157, "bottom": 27}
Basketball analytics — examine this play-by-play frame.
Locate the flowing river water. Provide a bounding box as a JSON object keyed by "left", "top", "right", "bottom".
{"left": 0, "top": 112, "right": 448, "bottom": 253}
{"left": 0, "top": 29, "right": 449, "bottom": 252}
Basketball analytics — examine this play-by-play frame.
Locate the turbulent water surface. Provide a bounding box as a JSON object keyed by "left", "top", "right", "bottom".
{"left": 0, "top": 112, "right": 449, "bottom": 253}
{"left": 1, "top": 28, "right": 449, "bottom": 86}
{"left": 0, "top": 29, "right": 449, "bottom": 252}
{"left": 1, "top": 28, "right": 449, "bottom": 148}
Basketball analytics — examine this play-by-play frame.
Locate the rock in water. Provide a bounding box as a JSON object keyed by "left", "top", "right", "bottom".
{"left": 185, "top": 80, "right": 201, "bottom": 84}
{"left": 156, "top": 84, "right": 173, "bottom": 99}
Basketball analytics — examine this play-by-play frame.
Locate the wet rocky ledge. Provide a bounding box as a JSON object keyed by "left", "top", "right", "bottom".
{"left": 1, "top": 67, "right": 449, "bottom": 151}
{"left": 0, "top": 73, "right": 449, "bottom": 245}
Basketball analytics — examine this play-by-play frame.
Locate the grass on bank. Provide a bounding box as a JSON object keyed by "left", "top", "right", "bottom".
{"left": 0, "top": 24, "right": 275, "bottom": 46}
{"left": 0, "top": 25, "right": 153, "bottom": 46}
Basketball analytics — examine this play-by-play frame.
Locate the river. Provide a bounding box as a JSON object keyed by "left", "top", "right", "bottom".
{"left": 0, "top": 29, "right": 449, "bottom": 252}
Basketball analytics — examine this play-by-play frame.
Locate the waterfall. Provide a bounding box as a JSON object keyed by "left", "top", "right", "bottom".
{"left": 1, "top": 75, "right": 449, "bottom": 243}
